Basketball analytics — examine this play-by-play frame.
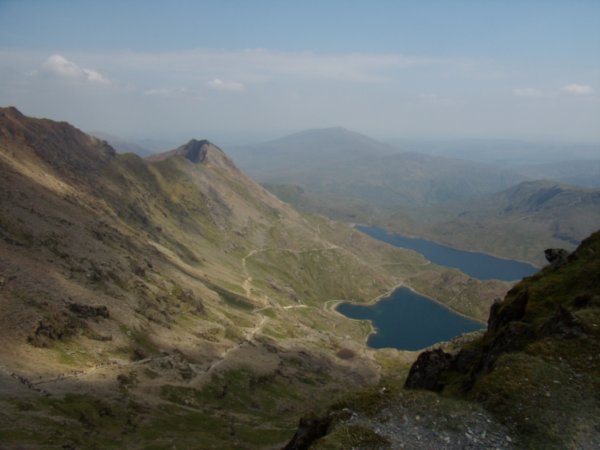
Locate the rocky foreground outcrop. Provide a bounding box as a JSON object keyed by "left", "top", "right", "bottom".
{"left": 285, "top": 231, "right": 600, "bottom": 449}
{"left": 403, "top": 234, "right": 600, "bottom": 448}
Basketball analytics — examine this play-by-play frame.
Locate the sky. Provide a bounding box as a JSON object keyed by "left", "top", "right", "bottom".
{"left": 1, "top": 0, "right": 599, "bottom": 145}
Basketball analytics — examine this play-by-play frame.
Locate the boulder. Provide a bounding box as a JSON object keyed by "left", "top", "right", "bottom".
{"left": 544, "top": 248, "right": 570, "bottom": 267}
{"left": 404, "top": 349, "right": 453, "bottom": 391}
{"left": 487, "top": 289, "right": 528, "bottom": 333}
{"left": 282, "top": 414, "right": 333, "bottom": 450}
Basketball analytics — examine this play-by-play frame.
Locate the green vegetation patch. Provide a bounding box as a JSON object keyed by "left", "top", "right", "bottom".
{"left": 3, "top": 394, "right": 143, "bottom": 449}
{"left": 471, "top": 350, "right": 598, "bottom": 449}
{"left": 160, "top": 367, "right": 296, "bottom": 414}
{"left": 138, "top": 404, "right": 294, "bottom": 449}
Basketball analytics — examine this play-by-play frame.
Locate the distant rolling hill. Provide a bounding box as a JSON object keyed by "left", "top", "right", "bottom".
{"left": 388, "top": 180, "right": 600, "bottom": 265}
{"left": 232, "top": 126, "right": 396, "bottom": 159}
{"left": 516, "top": 159, "right": 600, "bottom": 188}
{"left": 233, "top": 127, "right": 524, "bottom": 208}
{"left": 385, "top": 138, "right": 600, "bottom": 166}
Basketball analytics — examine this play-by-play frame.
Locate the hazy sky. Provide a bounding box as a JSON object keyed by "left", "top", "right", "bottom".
{"left": 1, "top": 0, "right": 599, "bottom": 144}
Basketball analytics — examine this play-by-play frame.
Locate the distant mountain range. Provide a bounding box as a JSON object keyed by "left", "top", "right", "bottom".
{"left": 88, "top": 131, "right": 155, "bottom": 156}
{"left": 386, "top": 138, "right": 600, "bottom": 166}
{"left": 232, "top": 127, "right": 524, "bottom": 207}
{"left": 233, "top": 127, "right": 600, "bottom": 265}
{"left": 515, "top": 160, "right": 600, "bottom": 188}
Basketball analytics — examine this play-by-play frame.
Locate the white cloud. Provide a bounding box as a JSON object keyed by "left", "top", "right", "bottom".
{"left": 144, "top": 88, "right": 171, "bottom": 96}
{"left": 562, "top": 84, "right": 594, "bottom": 95}
{"left": 206, "top": 78, "right": 245, "bottom": 92}
{"left": 3, "top": 48, "right": 599, "bottom": 141}
{"left": 143, "top": 87, "right": 187, "bottom": 96}
{"left": 513, "top": 88, "right": 543, "bottom": 97}
{"left": 41, "top": 54, "right": 109, "bottom": 84}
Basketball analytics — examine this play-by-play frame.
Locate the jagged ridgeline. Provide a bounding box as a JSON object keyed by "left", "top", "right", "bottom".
{"left": 0, "top": 107, "right": 508, "bottom": 448}
{"left": 290, "top": 232, "right": 599, "bottom": 449}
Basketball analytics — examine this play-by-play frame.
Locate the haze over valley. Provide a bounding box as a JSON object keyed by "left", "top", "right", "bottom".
{"left": 226, "top": 127, "right": 600, "bottom": 266}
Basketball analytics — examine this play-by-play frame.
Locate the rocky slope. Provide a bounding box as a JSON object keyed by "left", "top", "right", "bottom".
{"left": 292, "top": 231, "right": 600, "bottom": 449}
{"left": 0, "top": 107, "right": 508, "bottom": 448}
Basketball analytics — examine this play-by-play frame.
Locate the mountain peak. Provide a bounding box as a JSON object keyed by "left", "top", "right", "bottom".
{"left": 0, "top": 105, "right": 25, "bottom": 119}
{"left": 179, "top": 139, "right": 211, "bottom": 163}
{"left": 148, "top": 138, "right": 241, "bottom": 173}
{"left": 0, "top": 105, "right": 116, "bottom": 174}
{"left": 148, "top": 139, "right": 213, "bottom": 164}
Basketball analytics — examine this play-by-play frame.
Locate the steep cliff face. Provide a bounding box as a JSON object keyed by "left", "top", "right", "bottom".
{"left": 403, "top": 232, "right": 600, "bottom": 448}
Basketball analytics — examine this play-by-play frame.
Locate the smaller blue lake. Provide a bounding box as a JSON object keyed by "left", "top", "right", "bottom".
{"left": 337, "top": 287, "right": 483, "bottom": 351}
{"left": 355, "top": 225, "right": 537, "bottom": 281}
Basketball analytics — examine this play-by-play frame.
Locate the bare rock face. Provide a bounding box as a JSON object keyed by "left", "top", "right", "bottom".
{"left": 67, "top": 302, "right": 109, "bottom": 319}
{"left": 404, "top": 348, "right": 454, "bottom": 391}
{"left": 178, "top": 139, "right": 210, "bottom": 163}
{"left": 282, "top": 415, "right": 333, "bottom": 450}
{"left": 544, "top": 248, "right": 570, "bottom": 267}
{"left": 487, "top": 289, "right": 528, "bottom": 333}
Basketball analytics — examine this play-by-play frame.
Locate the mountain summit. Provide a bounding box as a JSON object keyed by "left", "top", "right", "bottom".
{"left": 149, "top": 138, "right": 217, "bottom": 163}
{"left": 0, "top": 106, "right": 115, "bottom": 175}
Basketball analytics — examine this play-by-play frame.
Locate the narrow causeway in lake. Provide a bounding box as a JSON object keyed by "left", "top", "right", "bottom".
{"left": 337, "top": 287, "right": 483, "bottom": 351}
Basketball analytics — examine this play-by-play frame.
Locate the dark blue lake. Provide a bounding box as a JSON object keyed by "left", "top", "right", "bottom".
{"left": 355, "top": 225, "right": 537, "bottom": 281}
{"left": 337, "top": 287, "right": 483, "bottom": 351}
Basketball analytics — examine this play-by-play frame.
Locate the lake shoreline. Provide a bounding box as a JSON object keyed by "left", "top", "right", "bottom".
{"left": 350, "top": 222, "right": 541, "bottom": 269}
{"left": 354, "top": 224, "right": 537, "bottom": 281}
{"left": 330, "top": 282, "right": 487, "bottom": 351}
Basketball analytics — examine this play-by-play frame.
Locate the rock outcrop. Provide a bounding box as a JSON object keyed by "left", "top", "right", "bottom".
{"left": 283, "top": 415, "right": 333, "bottom": 450}
{"left": 544, "top": 247, "right": 570, "bottom": 267}
{"left": 404, "top": 349, "right": 453, "bottom": 391}
{"left": 406, "top": 231, "right": 598, "bottom": 396}
{"left": 67, "top": 302, "right": 109, "bottom": 319}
